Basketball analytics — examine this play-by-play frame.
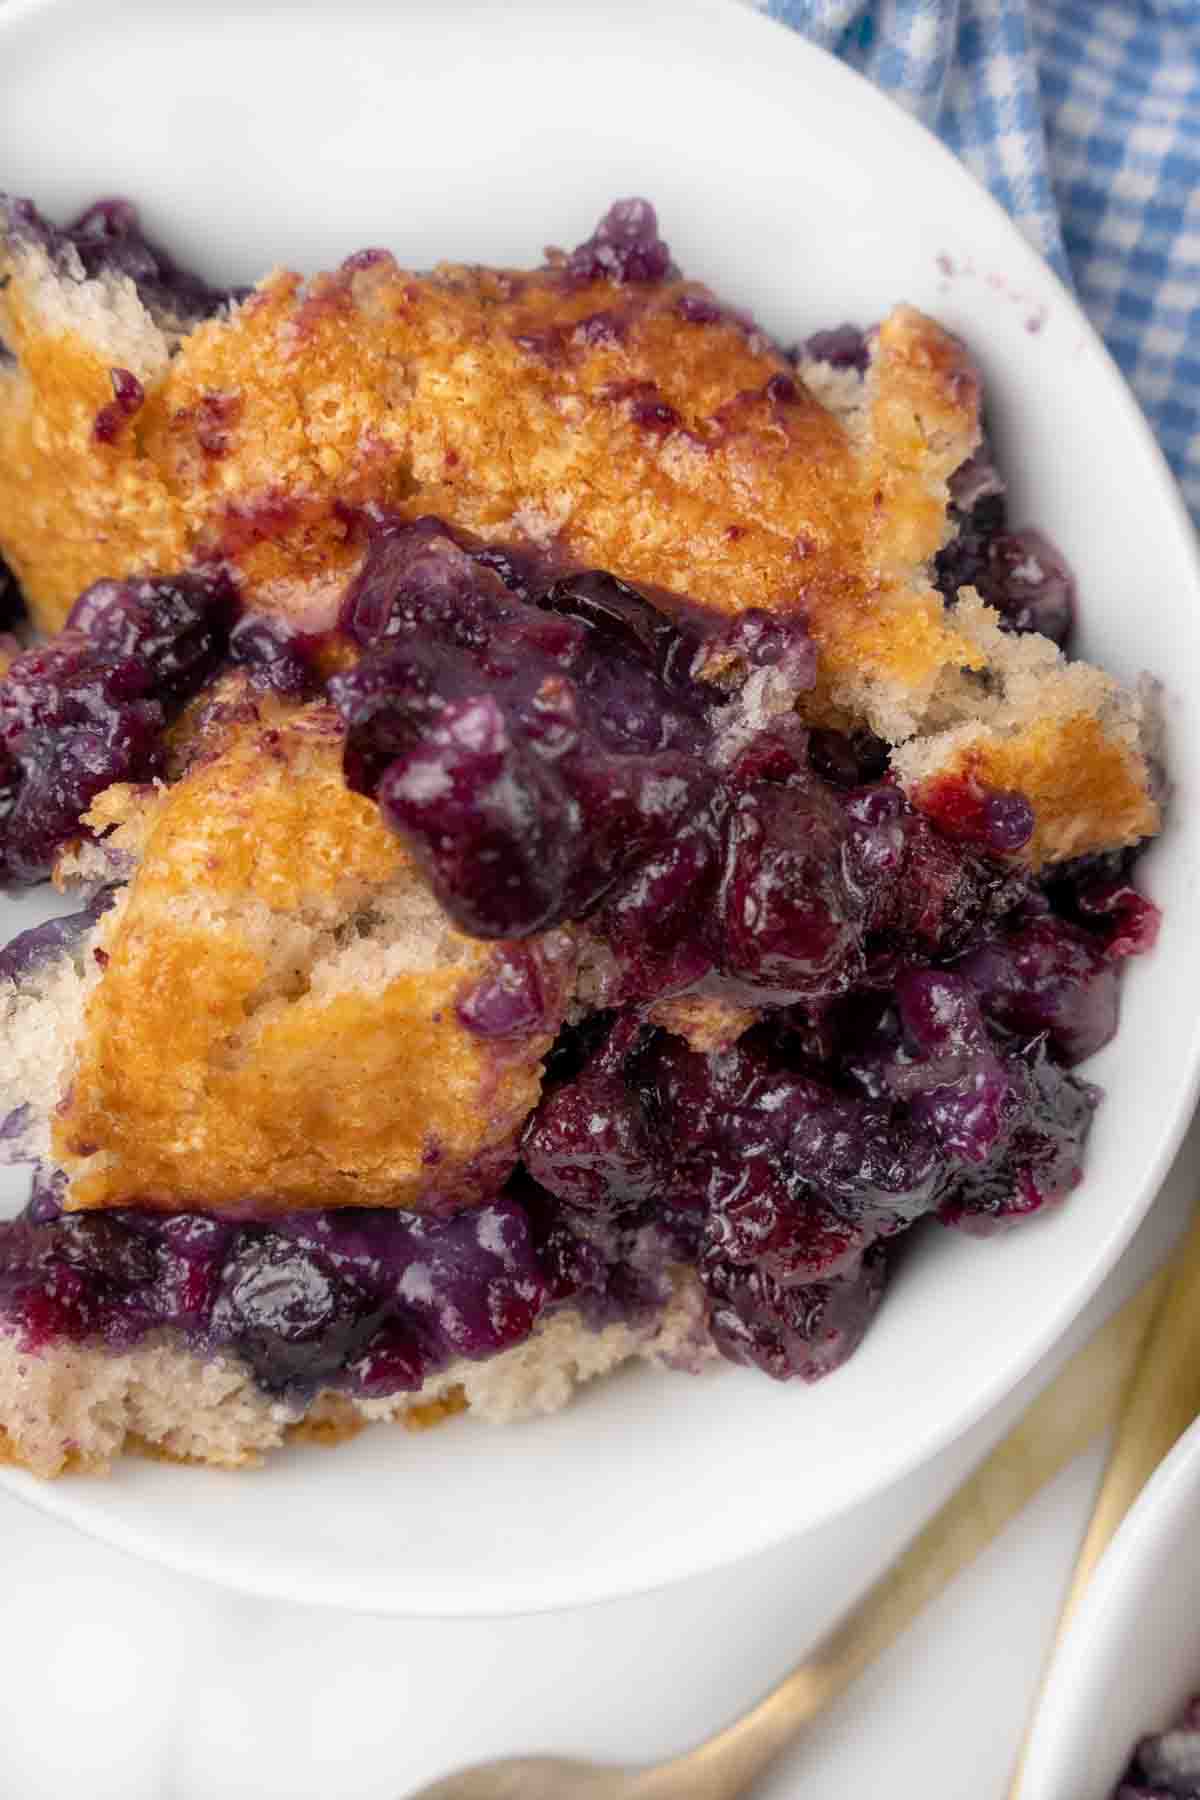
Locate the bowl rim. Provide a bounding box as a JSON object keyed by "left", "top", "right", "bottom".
{"left": 1020, "top": 1412, "right": 1200, "bottom": 1797}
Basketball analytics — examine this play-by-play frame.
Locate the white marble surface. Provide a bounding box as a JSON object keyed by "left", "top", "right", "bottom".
{"left": 1, "top": 1115, "right": 1195, "bottom": 1800}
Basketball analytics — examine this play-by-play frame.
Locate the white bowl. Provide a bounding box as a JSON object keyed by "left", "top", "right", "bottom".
{"left": 1, "top": 0, "right": 1200, "bottom": 1617}
{"left": 1022, "top": 1415, "right": 1200, "bottom": 1799}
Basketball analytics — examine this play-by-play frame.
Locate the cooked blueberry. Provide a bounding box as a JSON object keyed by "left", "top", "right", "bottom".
{"left": 717, "top": 780, "right": 864, "bottom": 1001}
{"left": 392, "top": 1198, "right": 548, "bottom": 1361}
{"left": 457, "top": 947, "right": 554, "bottom": 1038}
{"left": 916, "top": 772, "right": 1035, "bottom": 856}
{"left": 379, "top": 694, "right": 580, "bottom": 938}
{"left": 66, "top": 572, "right": 234, "bottom": 698}
{"left": 958, "top": 916, "right": 1119, "bottom": 1065}
{"left": 1074, "top": 875, "right": 1162, "bottom": 958}
{"left": 936, "top": 458, "right": 1074, "bottom": 647}
{"left": 0, "top": 570, "right": 235, "bottom": 884}
{"left": 0, "top": 660, "right": 163, "bottom": 884}
{"left": 5, "top": 1254, "right": 100, "bottom": 1348}
{"left": 800, "top": 325, "right": 869, "bottom": 372}
{"left": 25, "top": 1167, "right": 65, "bottom": 1223}
{"left": 541, "top": 570, "right": 705, "bottom": 701}
{"left": 978, "top": 528, "right": 1075, "bottom": 643}
{"left": 344, "top": 1317, "right": 427, "bottom": 1397}
{"left": 807, "top": 728, "right": 889, "bottom": 788}
{"left": 938, "top": 1041, "right": 1099, "bottom": 1234}
{"left": 228, "top": 614, "right": 316, "bottom": 697}
{"left": 0, "top": 884, "right": 117, "bottom": 983}
{"left": 210, "top": 1232, "right": 385, "bottom": 1393}
{"left": 565, "top": 199, "right": 673, "bottom": 286}
{"left": 864, "top": 804, "right": 1033, "bottom": 956}
{"left": 704, "top": 1154, "right": 863, "bottom": 1283}
{"left": 591, "top": 823, "right": 720, "bottom": 1005}
{"left": 146, "top": 1215, "right": 235, "bottom": 1329}
{"left": 522, "top": 1065, "right": 665, "bottom": 1213}
{"left": 330, "top": 640, "right": 449, "bottom": 794}
{"left": 702, "top": 1243, "right": 888, "bottom": 1382}
{"left": 340, "top": 518, "right": 531, "bottom": 654}
{"left": 48, "top": 1213, "right": 158, "bottom": 1288}
{"left": 889, "top": 970, "right": 1016, "bottom": 1166}
{"left": 710, "top": 607, "right": 818, "bottom": 687}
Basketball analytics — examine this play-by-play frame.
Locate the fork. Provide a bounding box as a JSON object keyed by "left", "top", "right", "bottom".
{"left": 406, "top": 1272, "right": 1164, "bottom": 1800}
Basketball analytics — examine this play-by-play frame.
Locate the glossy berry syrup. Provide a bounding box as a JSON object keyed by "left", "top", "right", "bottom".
{"left": 0, "top": 514, "right": 1156, "bottom": 1395}
{"left": 0, "top": 571, "right": 235, "bottom": 883}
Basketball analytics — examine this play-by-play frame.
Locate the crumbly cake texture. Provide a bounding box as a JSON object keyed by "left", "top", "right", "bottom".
{"left": 1, "top": 696, "right": 573, "bottom": 1214}
{"left": 0, "top": 217, "right": 1158, "bottom": 863}
{"left": 0, "top": 1272, "right": 711, "bottom": 1478}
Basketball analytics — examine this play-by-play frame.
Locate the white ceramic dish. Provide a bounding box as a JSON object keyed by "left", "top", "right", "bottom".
{"left": 1021, "top": 1415, "right": 1200, "bottom": 1799}
{"left": 1, "top": 0, "right": 1199, "bottom": 1618}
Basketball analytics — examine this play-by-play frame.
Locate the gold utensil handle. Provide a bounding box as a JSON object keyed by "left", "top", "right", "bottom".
{"left": 634, "top": 1272, "right": 1166, "bottom": 1800}
{"left": 1062, "top": 1208, "right": 1200, "bottom": 1624}
{"left": 1008, "top": 1205, "right": 1200, "bottom": 1798}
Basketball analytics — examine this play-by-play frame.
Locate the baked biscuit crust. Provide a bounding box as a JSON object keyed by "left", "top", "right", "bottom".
{"left": 0, "top": 216, "right": 1159, "bottom": 862}
{"left": 0, "top": 230, "right": 978, "bottom": 710}
{"left": 52, "top": 703, "right": 573, "bottom": 1213}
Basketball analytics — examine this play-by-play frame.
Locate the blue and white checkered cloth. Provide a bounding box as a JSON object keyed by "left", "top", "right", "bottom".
{"left": 755, "top": 1, "right": 1200, "bottom": 526}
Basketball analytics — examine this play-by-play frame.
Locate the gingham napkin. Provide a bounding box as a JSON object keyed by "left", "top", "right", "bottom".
{"left": 755, "top": 0, "right": 1200, "bottom": 526}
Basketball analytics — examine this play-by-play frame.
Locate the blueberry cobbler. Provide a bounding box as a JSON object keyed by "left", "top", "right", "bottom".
{"left": 1115, "top": 1696, "right": 1200, "bottom": 1798}
{"left": 0, "top": 196, "right": 1161, "bottom": 1474}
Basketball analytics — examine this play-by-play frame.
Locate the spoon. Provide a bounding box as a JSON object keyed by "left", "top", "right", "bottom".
{"left": 408, "top": 1271, "right": 1165, "bottom": 1800}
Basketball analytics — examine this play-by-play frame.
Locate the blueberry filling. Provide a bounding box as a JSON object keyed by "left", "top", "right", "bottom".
{"left": 0, "top": 503, "right": 1158, "bottom": 1391}
{"left": 227, "top": 612, "right": 320, "bottom": 699}
{"left": 328, "top": 511, "right": 1037, "bottom": 1016}
{"left": 564, "top": 197, "right": 675, "bottom": 287}
{"left": 1114, "top": 1695, "right": 1200, "bottom": 1798}
{"left": 0, "top": 885, "right": 117, "bottom": 985}
{"left": 934, "top": 441, "right": 1075, "bottom": 645}
{"left": 0, "top": 571, "right": 235, "bottom": 883}
{"left": 0, "top": 843, "right": 1131, "bottom": 1395}
{"left": 0, "top": 259, "right": 1160, "bottom": 1401}
{"left": 0, "top": 1187, "right": 554, "bottom": 1398}
{"left": 799, "top": 324, "right": 871, "bottom": 374}
{"left": 1, "top": 195, "right": 243, "bottom": 327}
{"left": 331, "top": 516, "right": 736, "bottom": 940}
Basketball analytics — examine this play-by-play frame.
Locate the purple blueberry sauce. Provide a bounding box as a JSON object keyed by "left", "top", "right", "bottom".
{"left": 1116, "top": 1695, "right": 1200, "bottom": 1798}
{"left": 227, "top": 612, "right": 320, "bottom": 699}
{"left": 0, "top": 519, "right": 1159, "bottom": 1396}
{"left": 934, "top": 444, "right": 1075, "bottom": 645}
{"left": 0, "top": 200, "right": 1162, "bottom": 1401}
{"left": 0, "top": 885, "right": 117, "bottom": 986}
{"left": 564, "top": 198, "right": 675, "bottom": 286}
{"left": 0, "top": 571, "right": 235, "bottom": 883}
{"left": 800, "top": 324, "right": 872, "bottom": 374}
{"left": 332, "top": 517, "right": 771, "bottom": 943}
